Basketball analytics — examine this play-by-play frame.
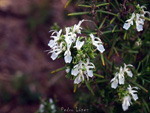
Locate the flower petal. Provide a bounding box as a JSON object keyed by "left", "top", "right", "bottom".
{"left": 111, "top": 79, "right": 118, "bottom": 89}
{"left": 51, "top": 52, "right": 58, "bottom": 60}
{"left": 97, "top": 45, "right": 105, "bottom": 53}
{"left": 74, "top": 76, "right": 82, "bottom": 84}
{"left": 64, "top": 54, "right": 72, "bottom": 63}
{"left": 71, "top": 68, "right": 79, "bottom": 76}
{"left": 123, "top": 23, "right": 131, "bottom": 30}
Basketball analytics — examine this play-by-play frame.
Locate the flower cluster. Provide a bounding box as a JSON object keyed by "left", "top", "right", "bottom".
{"left": 123, "top": 4, "right": 150, "bottom": 32}
{"left": 111, "top": 64, "right": 133, "bottom": 89}
{"left": 48, "top": 20, "right": 105, "bottom": 84}
{"left": 71, "top": 58, "right": 95, "bottom": 84}
{"left": 110, "top": 64, "right": 139, "bottom": 111}
{"left": 122, "top": 85, "right": 138, "bottom": 111}
{"left": 38, "top": 98, "right": 56, "bottom": 113}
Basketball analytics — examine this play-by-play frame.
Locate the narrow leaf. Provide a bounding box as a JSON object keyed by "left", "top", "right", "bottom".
{"left": 93, "top": 73, "right": 104, "bottom": 78}
{"left": 78, "top": 4, "right": 91, "bottom": 8}
{"left": 51, "top": 66, "right": 67, "bottom": 74}
{"left": 142, "top": 16, "right": 150, "bottom": 21}
{"left": 100, "top": 53, "right": 105, "bottom": 66}
{"left": 68, "top": 12, "right": 89, "bottom": 16}
{"left": 96, "top": 3, "right": 109, "bottom": 7}
{"left": 110, "top": 16, "right": 116, "bottom": 24}
{"left": 95, "top": 79, "right": 109, "bottom": 83}
{"left": 97, "top": 10, "right": 118, "bottom": 16}
{"left": 112, "top": 25, "right": 117, "bottom": 32}
{"left": 64, "top": 0, "right": 72, "bottom": 8}
{"left": 129, "top": 80, "right": 148, "bottom": 93}
{"left": 99, "top": 17, "right": 107, "bottom": 29}
{"left": 85, "top": 81, "right": 95, "bottom": 96}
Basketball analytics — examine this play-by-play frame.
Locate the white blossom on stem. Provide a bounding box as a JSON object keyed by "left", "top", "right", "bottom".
{"left": 135, "top": 13, "right": 145, "bottom": 32}
{"left": 64, "top": 44, "right": 72, "bottom": 63}
{"left": 110, "top": 64, "right": 133, "bottom": 89}
{"left": 127, "top": 85, "right": 138, "bottom": 101}
{"left": 72, "top": 19, "right": 84, "bottom": 34}
{"left": 122, "top": 85, "right": 138, "bottom": 111}
{"left": 122, "top": 95, "right": 132, "bottom": 111}
{"left": 90, "top": 33, "right": 105, "bottom": 53}
{"left": 111, "top": 73, "right": 118, "bottom": 89}
{"left": 48, "top": 29, "right": 62, "bottom": 48}
{"left": 48, "top": 43, "right": 63, "bottom": 60}
{"left": 71, "top": 61, "right": 84, "bottom": 76}
{"left": 74, "top": 37, "right": 84, "bottom": 50}
{"left": 123, "top": 13, "right": 135, "bottom": 30}
{"left": 84, "top": 58, "right": 95, "bottom": 78}
{"left": 71, "top": 59, "right": 95, "bottom": 84}
{"left": 123, "top": 64, "right": 133, "bottom": 77}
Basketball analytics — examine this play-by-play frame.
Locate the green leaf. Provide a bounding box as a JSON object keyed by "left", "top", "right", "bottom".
{"left": 96, "top": 3, "right": 109, "bottom": 7}
{"left": 93, "top": 73, "right": 104, "bottom": 78}
{"left": 110, "top": 16, "right": 116, "bottom": 24}
{"left": 97, "top": 10, "right": 118, "bottom": 16}
{"left": 113, "top": 47, "right": 119, "bottom": 57}
{"left": 68, "top": 12, "right": 89, "bottom": 16}
{"left": 99, "top": 17, "right": 107, "bottom": 29}
{"left": 102, "top": 30, "right": 123, "bottom": 34}
{"left": 123, "top": 32, "right": 127, "bottom": 40}
{"left": 114, "top": 0, "right": 119, "bottom": 7}
{"left": 64, "top": 0, "right": 72, "bottom": 8}
{"left": 100, "top": 53, "right": 105, "bottom": 66}
{"left": 129, "top": 80, "right": 148, "bottom": 93}
{"left": 85, "top": 81, "right": 95, "bottom": 96}
{"left": 112, "top": 25, "right": 117, "bottom": 33}
{"left": 78, "top": 4, "right": 91, "bottom": 8}
{"left": 142, "top": 16, "right": 150, "bottom": 21}
{"left": 143, "top": 99, "right": 150, "bottom": 112}
{"left": 95, "top": 79, "right": 109, "bottom": 83}
{"left": 128, "top": 50, "right": 139, "bottom": 54}
{"left": 51, "top": 66, "right": 67, "bottom": 74}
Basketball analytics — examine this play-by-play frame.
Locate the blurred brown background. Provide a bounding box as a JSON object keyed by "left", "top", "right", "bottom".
{"left": 0, "top": 0, "right": 79, "bottom": 112}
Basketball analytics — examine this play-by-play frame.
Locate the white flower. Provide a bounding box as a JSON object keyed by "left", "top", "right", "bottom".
{"left": 122, "top": 85, "right": 138, "bottom": 111}
{"left": 123, "top": 64, "right": 133, "bottom": 77}
{"left": 48, "top": 43, "right": 63, "bottom": 60}
{"left": 71, "top": 61, "right": 84, "bottom": 76}
{"left": 135, "top": 13, "right": 145, "bottom": 32}
{"left": 118, "top": 67, "right": 125, "bottom": 84}
{"left": 71, "top": 59, "right": 95, "bottom": 84}
{"left": 122, "top": 95, "right": 132, "bottom": 111}
{"left": 90, "top": 33, "right": 105, "bottom": 53}
{"left": 123, "top": 4, "right": 150, "bottom": 32}
{"left": 111, "top": 67, "right": 125, "bottom": 89}
{"left": 64, "top": 44, "right": 72, "bottom": 63}
{"left": 39, "top": 103, "right": 45, "bottom": 113}
{"left": 64, "top": 27, "right": 72, "bottom": 45}
{"left": 72, "top": 19, "right": 84, "bottom": 34}
{"left": 123, "top": 13, "right": 135, "bottom": 30}
{"left": 111, "top": 67, "right": 124, "bottom": 89}
{"left": 65, "top": 67, "right": 70, "bottom": 73}
{"left": 48, "top": 40, "right": 58, "bottom": 49}
{"left": 110, "top": 64, "right": 133, "bottom": 89}
{"left": 49, "top": 98, "right": 53, "bottom": 103}
{"left": 110, "top": 73, "right": 118, "bottom": 89}
{"left": 138, "top": 4, "right": 150, "bottom": 16}
{"left": 84, "top": 58, "right": 95, "bottom": 78}
{"left": 127, "top": 85, "right": 138, "bottom": 101}
{"left": 48, "top": 29, "right": 62, "bottom": 48}
{"left": 74, "top": 37, "right": 84, "bottom": 50}
{"left": 71, "top": 61, "right": 84, "bottom": 84}
{"left": 64, "top": 27, "right": 76, "bottom": 46}
{"left": 74, "top": 70, "right": 84, "bottom": 84}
